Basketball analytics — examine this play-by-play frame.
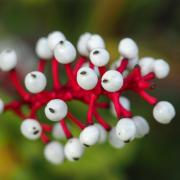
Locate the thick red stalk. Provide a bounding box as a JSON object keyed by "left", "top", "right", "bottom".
{"left": 67, "top": 112, "right": 85, "bottom": 129}
{"left": 93, "top": 110, "right": 111, "bottom": 130}
{"left": 52, "top": 58, "right": 61, "bottom": 90}
{"left": 38, "top": 59, "right": 47, "bottom": 72}
{"left": 60, "top": 120, "right": 72, "bottom": 139}
{"left": 9, "top": 70, "right": 30, "bottom": 101}
{"left": 117, "top": 58, "right": 128, "bottom": 73}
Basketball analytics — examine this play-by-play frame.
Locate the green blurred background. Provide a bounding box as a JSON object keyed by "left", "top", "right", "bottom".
{"left": 0, "top": 0, "right": 179, "bottom": 179}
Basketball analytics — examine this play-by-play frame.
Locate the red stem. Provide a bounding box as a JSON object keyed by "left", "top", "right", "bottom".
{"left": 67, "top": 112, "right": 85, "bottom": 129}
{"left": 86, "top": 94, "right": 97, "bottom": 124}
{"left": 143, "top": 72, "right": 155, "bottom": 81}
{"left": 9, "top": 70, "right": 30, "bottom": 101}
{"left": 60, "top": 120, "right": 72, "bottom": 139}
{"left": 117, "top": 58, "right": 128, "bottom": 73}
{"left": 65, "top": 64, "right": 78, "bottom": 89}
{"left": 93, "top": 110, "right": 111, "bottom": 131}
{"left": 52, "top": 58, "right": 61, "bottom": 90}
{"left": 137, "top": 90, "right": 158, "bottom": 105}
{"left": 41, "top": 133, "right": 50, "bottom": 144}
{"left": 38, "top": 59, "right": 47, "bottom": 72}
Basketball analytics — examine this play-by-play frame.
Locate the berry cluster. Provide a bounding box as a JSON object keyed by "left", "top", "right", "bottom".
{"left": 0, "top": 31, "right": 175, "bottom": 165}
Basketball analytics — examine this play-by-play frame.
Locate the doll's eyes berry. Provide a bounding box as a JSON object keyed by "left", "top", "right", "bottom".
{"left": 24, "top": 71, "right": 47, "bottom": 93}
{"left": 54, "top": 40, "right": 76, "bottom": 64}
{"left": 0, "top": 49, "right": 17, "bottom": 71}
{"left": 44, "top": 141, "right": 64, "bottom": 164}
{"left": 118, "top": 38, "right": 138, "bottom": 59}
{"left": 77, "top": 32, "right": 91, "bottom": 56}
{"left": 79, "top": 125, "right": 100, "bottom": 147}
{"left": 153, "top": 101, "right": 175, "bottom": 124}
{"left": 64, "top": 138, "right": 84, "bottom": 161}
{"left": 116, "top": 118, "right": 136, "bottom": 142}
{"left": 77, "top": 67, "right": 98, "bottom": 90}
{"left": 90, "top": 48, "right": 110, "bottom": 67}
{"left": 35, "top": 37, "right": 53, "bottom": 60}
{"left": 21, "top": 119, "right": 42, "bottom": 140}
{"left": 101, "top": 70, "right": 123, "bottom": 92}
{"left": 45, "top": 99, "right": 68, "bottom": 121}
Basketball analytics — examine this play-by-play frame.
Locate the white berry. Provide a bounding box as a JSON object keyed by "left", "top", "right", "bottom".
{"left": 79, "top": 125, "right": 100, "bottom": 147}
{"left": 153, "top": 101, "right": 175, "bottom": 124}
{"left": 87, "top": 34, "right": 105, "bottom": 51}
{"left": 77, "top": 67, "right": 98, "bottom": 90}
{"left": 132, "top": 116, "right": 150, "bottom": 138}
{"left": 24, "top": 71, "right": 47, "bottom": 93}
{"left": 109, "top": 127, "right": 125, "bottom": 149}
{"left": 139, "top": 57, "right": 155, "bottom": 76}
{"left": 77, "top": 32, "right": 91, "bottom": 56}
{"left": 110, "top": 96, "right": 130, "bottom": 117}
{"left": 153, "top": 59, "right": 170, "bottom": 79}
{"left": 94, "top": 123, "right": 107, "bottom": 143}
{"left": 35, "top": 37, "right": 53, "bottom": 60}
{"left": 101, "top": 70, "right": 123, "bottom": 92}
{"left": 54, "top": 40, "right": 76, "bottom": 64}
{"left": 44, "top": 141, "right": 64, "bottom": 165}
{"left": 47, "top": 31, "right": 66, "bottom": 50}
{"left": 116, "top": 118, "right": 136, "bottom": 142}
{"left": 52, "top": 123, "right": 66, "bottom": 140}
{"left": 82, "top": 62, "right": 100, "bottom": 76}
{"left": 21, "top": 119, "right": 42, "bottom": 140}
{"left": 0, "top": 99, "right": 4, "bottom": 114}
{"left": 90, "top": 48, "right": 110, "bottom": 67}
{"left": 64, "top": 138, "right": 84, "bottom": 161}
{"left": 0, "top": 49, "right": 17, "bottom": 71}
{"left": 118, "top": 38, "right": 138, "bottom": 59}
{"left": 45, "top": 99, "right": 68, "bottom": 121}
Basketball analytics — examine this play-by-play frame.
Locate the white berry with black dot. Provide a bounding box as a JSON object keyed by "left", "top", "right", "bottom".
{"left": 79, "top": 125, "right": 100, "bottom": 147}
{"left": 0, "top": 49, "right": 17, "bottom": 71}
{"left": 90, "top": 48, "right": 110, "bottom": 67}
{"left": 153, "top": 101, "right": 175, "bottom": 124}
{"left": 153, "top": 59, "right": 170, "bottom": 79}
{"left": 54, "top": 40, "right": 76, "bottom": 64}
{"left": 44, "top": 141, "right": 64, "bottom": 165}
{"left": 77, "top": 32, "right": 91, "bottom": 56}
{"left": 116, "top": 118, "right": 136, "bottom": 142}
{"left": 118, "top": 38, "right": 138, "bottom": 59}
{"left": 47, "top": 31, "right": 66, "bottom": 50}
{"left": 132, "top": 116, "right": 150, "bottom": 138}
{"left": 24, "top": 71, "right": 47, "bottom": 93}
{"left": 21, "top": 119, "right": 42, "bottom": 140}
{"left": 45, "top": 99, "right": 68, "bottom": 121}
{"left": 64, "top": 138, "right": 84, "bottom": 161}
{"left": 109, "top": 127, "right": 125, "bottom": 148}
{"left": 77, "top": 67, "right": 98, "bottom": 90}
{"left": 101, "top": 70, "right": 123, "bottom": 92}
{"left": 35, "top": 37, "right": 53, "bottom": 60}
{"left": 87, "top": 34, "right": 105, "bottom": 51}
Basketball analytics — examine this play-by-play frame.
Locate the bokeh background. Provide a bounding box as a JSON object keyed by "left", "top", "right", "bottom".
{"left": 0, "top": 0, "right": 180, "bottom": 179}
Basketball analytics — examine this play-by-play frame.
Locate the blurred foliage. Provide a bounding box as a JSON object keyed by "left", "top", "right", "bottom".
{"left": 0, "top": 0, "right": 180, "bottom": 180}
